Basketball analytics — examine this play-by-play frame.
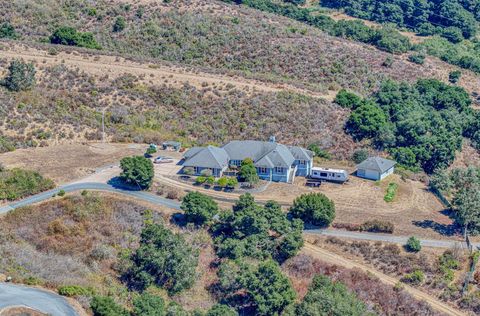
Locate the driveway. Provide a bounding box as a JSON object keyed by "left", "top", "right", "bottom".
{"left": 0, "top": 283, "right": 78, "bottom": 316}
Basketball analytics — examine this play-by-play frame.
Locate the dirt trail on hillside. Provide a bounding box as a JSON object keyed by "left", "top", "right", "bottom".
{"left": 303, "top": 243, "right": 467, "bottom": 316}
{"left": 0, "top": 43, "right": 333, "bottom": 100}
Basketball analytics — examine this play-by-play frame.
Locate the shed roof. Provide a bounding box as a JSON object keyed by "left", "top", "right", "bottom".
{"left": 356, "top": 157, "right": 396, "bottom": 174}
{"left": 183, "top": 146, "right": 229, "bottom": 169}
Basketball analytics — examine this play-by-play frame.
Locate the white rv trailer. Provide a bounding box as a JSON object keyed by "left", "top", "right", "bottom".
{"left": 310, "top": 167, "right": 348, "bottom": 183}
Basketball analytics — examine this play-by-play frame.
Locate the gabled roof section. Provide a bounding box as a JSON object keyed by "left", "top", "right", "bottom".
{"left": 183, "top": 146, "right": 203, "bottom": 160}
{"left": 255, "top": 155, "right": 274, "bottom": 168}
{"left": 222, "top": 140, "right": 277, "bottom": 162}
{"left": 356, "top": 157, "right": 396, "bottom": 173}
{"left": 288, "top": 146, "right": 314, "bottom": 161}
{"left": 183, "top": 146, "right": 229, "bottom": 169}
{"left": 259, "top": 144, "right": 295, "bottom": 168}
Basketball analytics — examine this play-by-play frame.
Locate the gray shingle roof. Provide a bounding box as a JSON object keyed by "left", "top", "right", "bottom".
{"left": 356, "top": 157, "right": 396, "bottom": 173}
{"left": 183, "top": 147, "right": 203, "bottom": 160}
{"left": 288, "top": 146, "right": 314, "bottom": 160}
{"left": 183, "top": 146, "right": 229, "bottom": 169}
{"left": 223, "top": 140, "right": 295, "bottom": 168}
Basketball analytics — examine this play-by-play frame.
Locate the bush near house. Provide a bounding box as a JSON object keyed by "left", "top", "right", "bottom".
{"left": 90, "top": 296, "right": 129, "bottom": 316}
{"left": 384, "top": 182, "right": 398, "bottom": 202}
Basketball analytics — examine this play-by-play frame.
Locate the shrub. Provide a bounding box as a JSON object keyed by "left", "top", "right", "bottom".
{"left": 216, "top": 177, "right": 228, "bottom": 188}
{"left": 384, "top": 183, "right": 398, "bottom": 202}
{"left": 132, "top": 293, "right": 165, "bottom": 316}
{"left": 289, "top": 193, "right": 335, "bottom": 227}
{"left": 119, "top": 156, "right": 154, "bottom": 189}
{"left": 334, "top": 89, "right": 363, "bottom": 109}
{"left": 307, "top": 144, "right": 331, "bottom": 159}
{"left": 90, "top": 296, "right": 129, "bottom": 316}
{"left": 360, "top": 220, "right": 394, "bottom": 233}
{"left": 195, "top": 176, "right": 206, "bottom": 184}
{"left": 50, "top": 26, "right": 101, "bottom": 49}
{"left": 0, "top": 22, "right": 17, "bottom": 39}
{"left": 181, "top": 191, "right": 219, "bottom": 225}
{"left": 2, "top": 59, "right": 36, "bottom": 92}
{"left": 382, "top": 55, "right": 394, "bottom": 67}
{"left": 449, "top": 70, "right": 462, "bottom": 84}
{"left": 206, "top": 304, "right": 238, "bottom": 316}
{"left": 352, "top": 149, "right": 369, "bottom": 164}
{"left": 113, "top": 16, "right": 126, "bottom": 32}
{"left": 226, "top": 177, "right": 238, "bottom": 189}
{"left": 145, "top": 147, "right": 156, "bottom": 157}
{"left": 205, "top": 175, "right": 215, "bottom": 185}
{"left": 295, "top": 275, "right": 368, "bottom": 315}
{"left": 401, "top": 270, "right": 424, "bottom": 285}
{"left": 0, "top": 168, "right": 55, "bottom": 201}
{"left": 405, "top": 236, "right": 422, "bottom": 252}
{"left": 183, "top": 167, "right": 194, "bottom": 176}
{"left": 57, "top": 189, "right": 66, "bottom": 197}
{"left": 58, "top": 285, "right": 93, "bottom": 297}
{"left": 408, "top": 54, "right": 425, "bottom": 65}
{"left": 239, "top": 158, "right": 259, "bottom": 185}
{"left": 200, "top": 169, "right": 213, "bottom": 177}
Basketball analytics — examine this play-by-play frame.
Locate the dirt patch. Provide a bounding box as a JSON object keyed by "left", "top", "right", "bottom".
{"left": 0, "top": 143, "right": 146, "bottom": 184}
{"left": 0, "top": 307, "right": 46, "bottom": 316}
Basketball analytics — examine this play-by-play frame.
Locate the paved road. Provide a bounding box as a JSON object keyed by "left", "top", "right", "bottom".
{"left": 305, "top": 228, "right": 475, "bottom": 249}
{"left": 0, "top": 182, "right": 180, "bottom": 215}
{"left": 0, "top": 182, "right": 472, "bottom": 249}
{"left": 0, "top": 283, "right": 78, "bottom": 316}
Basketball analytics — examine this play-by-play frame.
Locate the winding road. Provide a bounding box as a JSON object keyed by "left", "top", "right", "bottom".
{"left": 0, "top": 180, "right": 473, "bottom": 249}
{"left": 0, "top": 283, "right": 79, "bottom": 316}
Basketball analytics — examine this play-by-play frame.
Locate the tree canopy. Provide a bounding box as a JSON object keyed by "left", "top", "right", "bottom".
{"left": 125, "top": 222, "right": 199, "bottom": 294}
{"left": 294, "top": 275, "right": 368, "bottom": 316}
{"left": 181, "top": 191, "right": 219, "bottom": 226}
{"left": 289, "top": 193, "right": 335, "bottom": 227}
{"left": 238, "top": 158, "right": 259, "bottom": 185}
{"left": 120, "top": 156, "right": 154, "bottom": 190}
{"left": 344, "top": 79, "right": 476, "bottom": 173}
{"left": 212, "top": 193, "right": 304, "bottom": 262}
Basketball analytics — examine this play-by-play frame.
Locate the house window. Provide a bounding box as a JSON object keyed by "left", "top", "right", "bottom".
{"left": 275, "top": 167, "right": 285, "bottom": 173}
{"left": 299, "top": 160, "right": 306, "bottom": 166}
{"left": 258, "top": 167, "right": 268, "bottom": 174}
{"left": 194, "top": 167, "right": 201, "bottom": 174}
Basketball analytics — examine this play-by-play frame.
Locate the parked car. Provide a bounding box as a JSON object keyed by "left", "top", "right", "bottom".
{"left": 154, "top": 156, "right": 174, "bottom": 164}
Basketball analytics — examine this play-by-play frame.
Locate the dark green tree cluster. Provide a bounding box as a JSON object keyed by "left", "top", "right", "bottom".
{"left": 293, "top": 275, "right": 368, "bottom": 316}
{"left": 344, "top": 79, "right": 477, "bottom": 173}
{"left": 212, "top": 193, "right": 304, "bottom": 262}
{"left": 217, "top": 259, "right": 296, "bottom": 315}
{"left": 321, "top": 0, "right": 478, "bottom": 42}
{"left": 120, "top": 156, "right": 154, "bottom": 189}
{"left": 181, "top": 191, "right": 219, "bottom": 226}
{"left": 289, "top": 193, "right": 335, "bottom": 227}
{"left": 430, "top": 167, "right": 480, "bottom": 235}
{"left": 50, "top": 26, "right": 101, "bottom": 49}
{"left": 227, "top": 0, "right": 412, "bottom": 53}
{"left": 1, "top": 59, "right": 36, "bottom": 92}
{"left": 0, "top": 22, "right": 17, "bottom": 39}
{"left": 125, "top": 222, "right": 199, "bottom": 294}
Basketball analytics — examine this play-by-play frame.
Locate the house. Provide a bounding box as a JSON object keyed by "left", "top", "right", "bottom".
{"left": 356, "top": 157, "right": 396, "bottom": 180}
{"left": 180, "top": 139, "right": 314, "bottom": 183}
{"left": 162, "top": 141, "right": 181, "bottom": 151}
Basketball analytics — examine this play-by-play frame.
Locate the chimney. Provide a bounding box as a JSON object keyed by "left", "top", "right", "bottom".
{"left": 269, "top": 135, "right": 276, "bottom": 143}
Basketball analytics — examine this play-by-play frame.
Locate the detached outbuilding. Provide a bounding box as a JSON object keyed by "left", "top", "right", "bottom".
{"left": 356, "top": 157, "right": 396, "bottom": 181}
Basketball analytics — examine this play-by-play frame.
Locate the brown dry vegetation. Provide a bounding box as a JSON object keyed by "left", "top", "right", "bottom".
{"left": 0, "top": 192, "right": 220, "bottom": 311}
{"left": 309, "top": 236, "right": 480, "bottom": 314}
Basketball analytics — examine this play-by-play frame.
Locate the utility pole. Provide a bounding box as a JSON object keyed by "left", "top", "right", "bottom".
{"left": 101, "top": 108, "right": 106, "bottom": 143}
